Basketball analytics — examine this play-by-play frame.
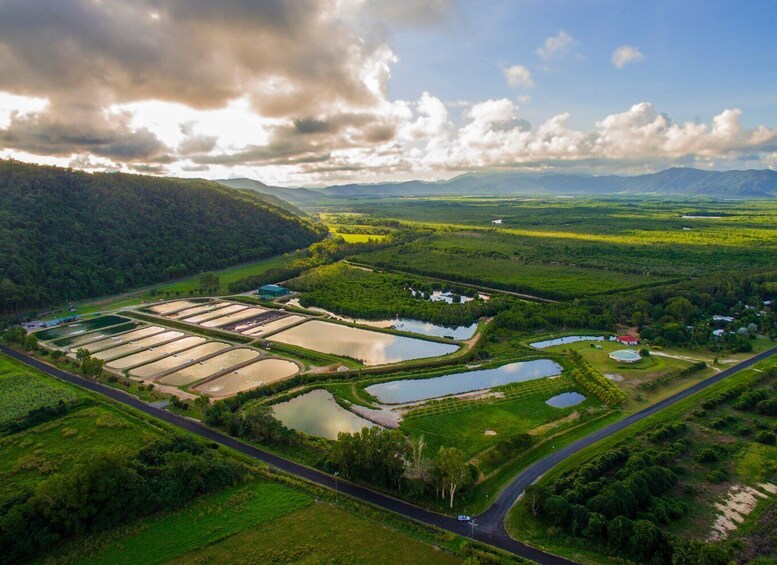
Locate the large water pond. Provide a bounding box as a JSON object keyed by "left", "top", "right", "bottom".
{"left": 106, "top": 336, "right": 206, "bottom": 370}
{"left": 71, "top": 326, "right": 166, "bottom": 353}
{"left": 170, "top": 302, "right": 226, "bottom": 319}
{"left": 271, "top": 389, "right": 377, "bottom": 440}
{"left": 200, "top": 307, "right": 267, "bottom": 328}
{"left": 194, "top": 359, "right": 299, "bottom": 397}
{"left": 183, "top": 304, "right": 246, "bottom": 324}
{"left": 34, "top": 315, "right": 128, "bottom": 341}
{"left": 531, "top": 335, "right": 605, "bottom": 349}
{"left": 241, "top": 315, "right": 306, "bottom": 336}
{"left": 268, "top": 320, "right": 459, "bottom": 366}
{"left": 131, "top": 342, "right": 230, "bottom": 378}
{"left": 92, "top": 331, "right": 184, "bottom": 361}
{"left": 148, "top": 300, "right": 204, "bottom": 315}
{"left": 391, "top": 319, "right": 477, "bottom": 340}
{"left": 51, "top": 321, "right": 141, "bottom": 348}
{"left": 366, "top": 359, "right": 564, "bottom": 404}
{"left": 159, "top": 348, "right": 261, "bottom": 386}
{"left": 546, "top": 392, "right": 586, "bottom": 408}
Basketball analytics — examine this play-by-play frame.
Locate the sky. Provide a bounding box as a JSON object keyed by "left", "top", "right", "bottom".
{"left": 0, "top": 0, "right": 776, "bottom": 186}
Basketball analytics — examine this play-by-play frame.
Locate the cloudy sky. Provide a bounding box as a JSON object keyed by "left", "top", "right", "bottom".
{"left": 1, "top": 0, "right": 776, "bottom": 186}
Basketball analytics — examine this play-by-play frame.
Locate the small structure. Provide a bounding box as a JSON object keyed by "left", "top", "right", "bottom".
{"left": 609, "top": 349, "right": 641, "bottom": 364}
{"left": 712, "top": 329, "right": 725, "bottom": 337}
{"left": 616, "top": 335, "right": 639, "bottom": 346}
{"left": 258, "top": 284, "right": 290, "bottom": 299}
{"left": 712, "top": 315, "right": 734, "bottom": 323}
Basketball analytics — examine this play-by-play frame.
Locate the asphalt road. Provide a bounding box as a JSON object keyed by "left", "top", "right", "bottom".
{"left": 3, "top": 344, "right": 775, "bottom": 565}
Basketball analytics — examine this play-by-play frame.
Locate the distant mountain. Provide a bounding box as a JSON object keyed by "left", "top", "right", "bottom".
{"left": 317, "top": 168, "right": 777, "bottom": 198}
{"left": 215, "top": 178, "right": 322, "bottom": 210}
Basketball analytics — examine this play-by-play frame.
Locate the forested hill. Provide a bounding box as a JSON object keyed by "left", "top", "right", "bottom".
{"left": 0, "top": 160, "right": 327, "bottom": 313}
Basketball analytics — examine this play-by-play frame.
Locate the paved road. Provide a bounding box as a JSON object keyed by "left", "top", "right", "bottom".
{"left": 3, "top": 344, "right": 775, "bottom": 564}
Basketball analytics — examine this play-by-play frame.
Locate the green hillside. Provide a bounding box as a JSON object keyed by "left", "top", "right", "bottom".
{"left": 0, "top": 160, "right": 327, "bottom": 312}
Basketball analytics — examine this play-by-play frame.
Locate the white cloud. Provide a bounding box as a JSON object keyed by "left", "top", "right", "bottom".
{"left": 504, "top": 65, "right": 535, "bottom": 88}
{"left": 536, "top": 31, "right": 577, "bottom": 61}
{"left": 612, "top": 45, "right": 644, "bottom": 69}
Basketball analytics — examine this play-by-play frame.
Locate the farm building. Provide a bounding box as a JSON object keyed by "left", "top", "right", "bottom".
{"left": 258, "top": 284, "right": 290, "bottom": 299}
{"left": 616, "top": 335, "right": 639, "bottom": 346}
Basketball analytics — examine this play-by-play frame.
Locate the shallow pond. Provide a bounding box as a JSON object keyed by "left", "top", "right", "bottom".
{"left": 72, "top": 326, "right": 166, "bottom": 353}
{"left": 531, "top": 335, "right": 605, "bottom": 349}
{"left": 51, "top": 321, "right": 141, "bottom": 348}
{"left": 271, "top": 389, "right": 377, "bottom": 440}
{"left": 183, "top": 304, "right": 246, "bottom": 324}
{"left": 268, "top": 320, "right": 459, "bottom": 366}
{"left": 546, "top": 392, "right": 586, "bottom": 408}
{"left": 148, "top": 300, "right": 204, "bottom": 315}
{"left": 170, "top": 302, "right": 226, "bottom": 319}
{"left": 200, "top": 307, "right": 267, "bottom": 328}
{"left": 159, "top": 348, "right": 261, "bottom": 386}
{"left": 391, "top": 319, "right": 477, "bottom": 340}
{"left": 92, "top": 331, "right": 184, "bottom": 361}
{"left": 34, "top": 315, "right": 128, "bottom": 341}
{"left": 106, "top": 336, "right": 206, "bottom": 370}
{"left": 365, "top": 359, "right": 563, "bottom": 404}
{"left": 241, "top": 315, "right": 306, "bottom": 336}
{"left": 194, "top": 358, "right": 299, "bottom": 397}
{"left": 428, "top": 290, "right": 474, "bottom": 304}
{"left": 131, "top": 342, "right": 230, "bottom": 378}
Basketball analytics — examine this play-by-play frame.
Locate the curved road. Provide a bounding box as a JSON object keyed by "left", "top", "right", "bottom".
{"left": 3, "top": 344, "right": 775, "bottom": 564}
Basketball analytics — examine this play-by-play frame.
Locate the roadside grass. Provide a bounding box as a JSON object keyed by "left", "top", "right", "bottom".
{"left": 174, "top": 501, "right": 461, "bottom": 565}
{"left": 59, "top": 480, "right": 312, "bottom": 565}
{"left": 0, "top": 357, "right": 82, "bottom": 424}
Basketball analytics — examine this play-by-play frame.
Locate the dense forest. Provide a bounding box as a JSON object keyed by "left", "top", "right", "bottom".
{"left": 0, "top": 160, "right": 327, "bottom": 313}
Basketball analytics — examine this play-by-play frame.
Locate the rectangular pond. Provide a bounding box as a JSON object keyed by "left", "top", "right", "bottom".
{"left": 106, "top": 336, "right": 206, "bottom": 370}
{"left": 34, "top": 315, "right": 128, "bottom": 341}
{"left": 130, "top": 342, "right": 230, "bottom": 378}
{"left": 268, "top": 320, "right": 459, "bottom": 366}
{"left": 91, "top": 331, "right": 184, "bottom": 361}
{"left": 365, "top": 359, "right": 564, "bottom": 404}
{"left": 148, "top": 300, "right": 204, "bottom": 315}
{"left": 159, "top": 348, "right": 262, "bottom": 386}
{"left": 183, "top": 304, "right": 246, "bottom": 324}
{"left": 51, "top": 321, "right": 142, "bottom": 348}
{"left": 242, "top": 315, "right": 306, "bottom": 336}
{"left": 271, "top": 389, "right": 378, "bottom": 440}
{"left": 390, "top": 319, "right": 477, "bottom": 340}
{"left": 200, "top": 307, "right": 267, "bottom": 328}
{"left": 72, "top": 326, "right": 166, "bottom": 353}
{"left": 169, "top": 302, "right": 226, "bottom": 319}
{"left": 194, "top": 359, "right": 300, "bottom": 398}
{"left": 531, "top": 335, "right": 605, "bottom": 349}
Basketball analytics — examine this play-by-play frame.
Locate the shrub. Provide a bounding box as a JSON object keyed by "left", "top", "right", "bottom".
{"left": 707, "top": 469, "right": 728, "bottom": 484}
{"left": 754, "top": 431, "right": 776, "bottom": 445}
{"left": 695, "top": 448, "right": 718, "bottom": 464}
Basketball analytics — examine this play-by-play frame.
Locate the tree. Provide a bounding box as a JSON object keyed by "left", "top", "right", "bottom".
{"left": 435, "top": 447, "right": 471, "bottom": 508}
{"left": 1, "top": 325, "right": 26, "bottom": 344}
{"left": 199, "top": 272, "right": 220, "bottom": 293}
{"left": 22, "top": 333, "right": 38, "bottom": 351}
{"left": 75, "top": 348, "right": 91, "bottom": 363}
{"left": 524, "top": 484, "right": 549, "bottom": 517}
{"left": 404, "top": 435, "right": 432, "bottom": 482}
{"left": 607, "top": 515, "right": 633, "bottom": 549}
{"left": 543, "top": 495, "right": 570, "bottom": 527}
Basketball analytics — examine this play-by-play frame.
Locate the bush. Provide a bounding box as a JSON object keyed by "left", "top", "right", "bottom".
{"left": 695, "top": 448, "right": 718, "bottom": 464}
{"left": 755, "top": 431, "right": 776, "bottom": 445}
{"left": 707, "top": 469, "right": 728, "bottom": 484}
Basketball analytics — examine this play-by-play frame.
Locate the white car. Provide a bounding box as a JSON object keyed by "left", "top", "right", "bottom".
{"left": 457, "top": 515, "right": 471, "bottom": 522}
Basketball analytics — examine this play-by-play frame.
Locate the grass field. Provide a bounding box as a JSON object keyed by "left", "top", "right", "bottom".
{"left": 0, "top": 359, "right": 81, "bottom": 424}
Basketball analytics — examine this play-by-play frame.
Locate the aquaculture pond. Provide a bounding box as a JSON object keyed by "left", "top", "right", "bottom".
{"left": 130, "top": 342, "right": 230, "bottom": 378}
{"left": 194, "top": 358, "right": 299, "bottom": 398}
{"left": 240, "top": 314, "right": 305, "bottom": 336}
{"left": 390, "top": 319, "right": 477, "bottom": 340}
{"left": 268, "top": 320, "right": 459, "bottom": 366}
{"left": 546, "top": 392, "right": 586, "bottom": 408}
{"left": 183, "top": 304, "right": 246, "bottom": 324}
{"left": 50, "top": 321, "right": 141, "bottom": 348}
{"left": 159, "top": 348, "right": 261, "bottom": 386}
{"left": 105, "top": 336, "right": 206, "bottom": 370}
{"left": 169, "top": 302, "right": 226, "bottom": 319}
{"left": 148, "top": 300, "right": 205, "bottom": 315}
{"left": 271, "top": 389, "right": 378, "bottom": 440}
{"left": 91, "top": 331, "right": 184, "bottom": 361}
{"left": 365, "top": 359, "right": 564, "bottom": 404}
{"left": 73, "top": 326, "right": 166, "bottom": 353}
{"left": 531, "top": 335, "right": 605, "bottom": 349}
{"left": 34, "top": 315, "right": 128, "bottom": 341}
{"left": 200, "top": 307, "right": 267, "bottom": 328}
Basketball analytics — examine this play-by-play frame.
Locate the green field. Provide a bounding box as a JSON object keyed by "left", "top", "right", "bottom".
{"left": 0, "top": 362, "right": 81, "bottom": 425}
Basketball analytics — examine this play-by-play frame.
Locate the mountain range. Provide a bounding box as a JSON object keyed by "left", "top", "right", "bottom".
{"left": 217, "top": 168, "right": 777, "bottom": 204}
